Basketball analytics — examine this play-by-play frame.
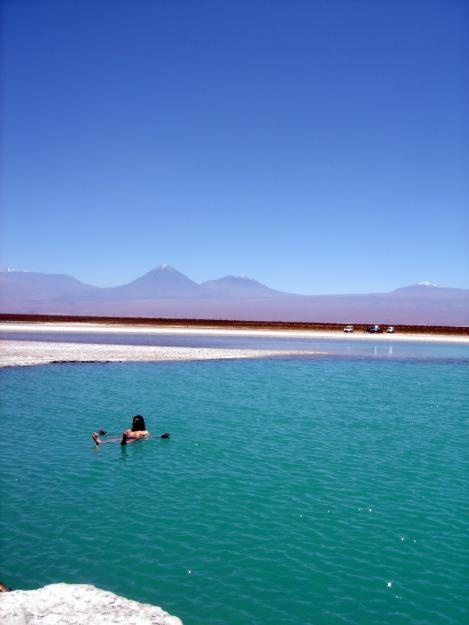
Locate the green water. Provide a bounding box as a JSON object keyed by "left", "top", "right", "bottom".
{"left": 1, "top": 355, "right": 468, "bottom": 624}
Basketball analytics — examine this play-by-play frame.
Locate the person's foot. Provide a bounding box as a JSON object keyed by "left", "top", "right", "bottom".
{"left": 92, "top": 432, "right": 102, "bottom": 445}
{"left": 120, "top": 432, "right": 128, "bottom": 446}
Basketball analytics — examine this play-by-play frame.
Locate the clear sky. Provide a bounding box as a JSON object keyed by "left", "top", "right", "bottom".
{"left": 1, "top": 0, "right": 468, "bottom": 294}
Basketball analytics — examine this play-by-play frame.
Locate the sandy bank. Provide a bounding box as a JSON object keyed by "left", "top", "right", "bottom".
{"left": 0, "top": 340, "right": 320, "bottom": 368}
{"left": 1, "top": 321, "right": 469, "bottom": 343}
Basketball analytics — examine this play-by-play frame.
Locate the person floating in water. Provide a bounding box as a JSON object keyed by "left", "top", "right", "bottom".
{"left": 92, "top": 414, "right": 150, "bottom": 446}
{"left": 92, "top": 415, "right": 170, "bottom": 446}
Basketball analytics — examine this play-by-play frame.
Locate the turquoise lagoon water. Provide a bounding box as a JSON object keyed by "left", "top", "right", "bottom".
{"left": 0, "top": 346, "right": 468, "bottom": 625}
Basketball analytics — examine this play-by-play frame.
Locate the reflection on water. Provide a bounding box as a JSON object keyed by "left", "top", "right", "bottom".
{"left": 1, "top": 330, "right": 469, "bottom": 363}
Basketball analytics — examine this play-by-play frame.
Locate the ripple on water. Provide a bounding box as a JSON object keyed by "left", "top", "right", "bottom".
{"left": 0, "top": 356, "right": 468, "bottom": 625}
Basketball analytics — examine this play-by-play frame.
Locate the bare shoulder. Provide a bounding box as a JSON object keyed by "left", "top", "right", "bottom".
{"left": 135, "top": 430, "right": 150, "bottom": 438}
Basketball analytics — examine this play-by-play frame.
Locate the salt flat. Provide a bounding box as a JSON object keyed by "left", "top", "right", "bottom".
{"left": 0, "top": 339, "right": 319, "bottom": 368}
{"left": 1, "top": 321, "right": 467, "bottom": 367}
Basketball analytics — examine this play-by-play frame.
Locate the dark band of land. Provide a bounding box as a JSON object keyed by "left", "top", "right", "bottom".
{"left": 1, "top": 313, "right": 468, "bottom": 336}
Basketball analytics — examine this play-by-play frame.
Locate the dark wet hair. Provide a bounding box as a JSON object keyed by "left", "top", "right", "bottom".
{"left": 131, "top": 415, "right": 146, "bottom": 431}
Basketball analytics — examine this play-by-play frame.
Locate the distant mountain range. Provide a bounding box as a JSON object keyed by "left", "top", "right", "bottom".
{"left": 1, "top": 265, "right": 468, "bottom": 326}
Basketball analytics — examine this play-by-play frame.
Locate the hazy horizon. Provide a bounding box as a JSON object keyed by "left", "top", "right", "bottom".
{"left": 0, "top": 262, "right": 466, "bottom": 294}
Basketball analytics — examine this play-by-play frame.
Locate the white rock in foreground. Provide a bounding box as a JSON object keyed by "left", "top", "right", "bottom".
{"left": 0, "top": 583, "right": 183, "bottom": 625}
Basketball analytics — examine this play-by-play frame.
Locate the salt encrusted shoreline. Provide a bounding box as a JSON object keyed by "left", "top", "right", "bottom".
{"left": 0, "top": 583, "right": 183, "bottom": 625}
{"left": 0, "top": 340, "right": 321, "bottom": 368}
{"left": 1, "top": 321, "right": 469, "bottom": 343}
{"left": 1, "top": 320, "right": 468, "bottom": 367}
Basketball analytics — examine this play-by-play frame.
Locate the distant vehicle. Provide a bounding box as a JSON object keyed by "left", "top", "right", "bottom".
{"left": 386, "top": 326, "right": 395, "bottom": 333}
{"left": 343, "top": 325, "right": 354, "bottom": 333}
{"left": 366, "top": 325, "right": 383, "bottom": 333}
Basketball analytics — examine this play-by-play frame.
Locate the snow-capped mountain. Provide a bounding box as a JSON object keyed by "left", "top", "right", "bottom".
{"left": 1, "top": 266, "right": 468, "bottom": 326}
{"left": 392, "top": 282, "right": 464, "bottom": 295}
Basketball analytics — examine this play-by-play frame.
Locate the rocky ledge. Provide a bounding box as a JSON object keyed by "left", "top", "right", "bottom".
{"left": 0, "top": 583, "right": 183, "bottom": 625}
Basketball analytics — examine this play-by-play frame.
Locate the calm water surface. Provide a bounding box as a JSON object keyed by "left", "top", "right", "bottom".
{"left": 0, "top": 344, "right": 468, "bottom": 625}
{"left": 2, "top": 328, "right": 469, "bottom": 362}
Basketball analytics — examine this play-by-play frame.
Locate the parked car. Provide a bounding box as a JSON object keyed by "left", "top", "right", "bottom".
{"left": 386, "top": 326, "right": 395, "bottom": 333}
{"left": 366, "top": 325, "right": 383, "bottom": 333}
{"left": 343, "top": 325, "right": 354, "bottom": 333}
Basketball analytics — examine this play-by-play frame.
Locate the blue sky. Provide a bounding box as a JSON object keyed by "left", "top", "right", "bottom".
{"left": 1, "top": 0, "right": 468, "bottom": 294}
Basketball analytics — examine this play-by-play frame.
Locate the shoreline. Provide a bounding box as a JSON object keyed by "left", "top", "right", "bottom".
{"left": 1, "top": 320, "right": 468, "bottom": 368}
{"left": 1, "top": 321, "right": 469, "bottom": 344}
{"left": 0, "top": 339, "right": 323, "bottom": 368}
{"left": 1, "top": 314, "right": 468, "bottom": 337}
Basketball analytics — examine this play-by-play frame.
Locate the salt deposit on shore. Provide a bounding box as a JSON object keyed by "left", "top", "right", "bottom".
{"left": 1, "top": 321, "right": 467, "bottom": 367}
{"left": 1, "top": 321, "right": 468, "bottom": 343}
{"left": 0, "top": 583, "right": 183, "bottom": 625}
{"left": 0, "top": 340, "right": 319, "bottom": 368}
